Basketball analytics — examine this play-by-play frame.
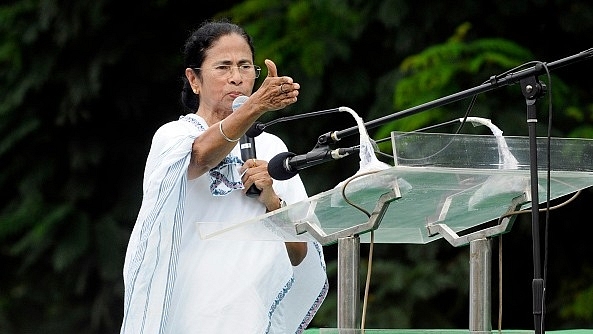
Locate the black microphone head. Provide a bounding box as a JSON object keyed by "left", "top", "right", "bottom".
{"left": 246, "top": 122, "right": 264, "bottom": 138}
{"left": 268, "top": 151, "right": 298, "bottom": 180}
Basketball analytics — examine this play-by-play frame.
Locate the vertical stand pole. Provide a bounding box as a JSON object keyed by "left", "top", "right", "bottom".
{"left": 520, "top": 74, "right": 546, "bottom": 334}
{"left": 337, "top": 235, "right": 360, "bottom": 331}
{"left": 469, "top": 238, "right": 492, "bottom": 333}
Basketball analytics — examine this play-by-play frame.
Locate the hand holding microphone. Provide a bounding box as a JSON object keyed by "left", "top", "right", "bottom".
{"left": 233, "top": 95, "right": 262, "bottom": 197}
{"left": 240, "top": 136, "right": 262, "bottom": 197}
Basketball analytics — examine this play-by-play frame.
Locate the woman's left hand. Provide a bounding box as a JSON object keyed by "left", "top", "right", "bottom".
{"left": 247, "top": 59, "right": 300, "bottom": 113}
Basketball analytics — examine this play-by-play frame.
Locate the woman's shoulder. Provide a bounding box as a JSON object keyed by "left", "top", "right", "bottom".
{"left": 177, "top": 113, "right": 207, "bottom": 130}
{"left": 154, "top": 114, "right": 206, "bottom": 138}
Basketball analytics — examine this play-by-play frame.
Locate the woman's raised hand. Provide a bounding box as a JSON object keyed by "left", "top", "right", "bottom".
{"left": 249, "top": 59, "right": 300, "bottom": 112}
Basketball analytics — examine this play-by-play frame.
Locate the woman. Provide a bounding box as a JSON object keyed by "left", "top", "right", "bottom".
{"left": 120, "top": 20, "right": 328, "bottom": 333}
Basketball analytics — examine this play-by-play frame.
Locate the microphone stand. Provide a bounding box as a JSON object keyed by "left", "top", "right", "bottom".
{"left": 521, "top": 73, "right": 546, "bottom": 334}
{"left": 317, "top": 48, "right": 593, "bottom": 145}
{"left": 314, "top": 48, "right": 592, "bottom": 334}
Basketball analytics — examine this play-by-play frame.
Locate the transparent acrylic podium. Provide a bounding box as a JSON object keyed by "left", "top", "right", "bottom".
{"left": 197, "top": 131, "right": 593, "bottom": 332}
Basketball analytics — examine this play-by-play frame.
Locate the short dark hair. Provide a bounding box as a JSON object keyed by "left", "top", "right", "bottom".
{"left": 180, "top": 19, "right": 255, "bottom": 112}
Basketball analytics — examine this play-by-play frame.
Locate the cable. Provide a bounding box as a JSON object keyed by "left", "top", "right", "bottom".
{"left": 541, "top": 61, "right": 553, "bottom": 332}
{"left": 366, "top": 92, "right": 479, "bottom": 163}
{"left": 498, "top": 235, "right": 503, "bottom": 333}
{"left": 389, "top": 94, "right": 480, "bottom": 164}
{"left": 361, "top": 230, "right": 374, "bottom": 331}
{"left": 496, "top": 190, "right": 581, "bottom": 225}
{"left": 340, "top": 170, "right": 379, "bottom": 219}
{"left": 339, "top": 169, "right": 383, "bottom": 330}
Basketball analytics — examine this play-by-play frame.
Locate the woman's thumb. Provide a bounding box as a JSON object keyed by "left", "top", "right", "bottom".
{"left": 264, "top": 59, "right": 278, "bottom": 77}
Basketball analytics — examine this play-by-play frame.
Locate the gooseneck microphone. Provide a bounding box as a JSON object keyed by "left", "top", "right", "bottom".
{"left": 232, "top": 95, "right": 261, "bottom": 197}
{"left": 245, "top": 107, "right": 343, "bottom": 138}
{"left": 268, "top": 147, "right": 358, "bottom": 180}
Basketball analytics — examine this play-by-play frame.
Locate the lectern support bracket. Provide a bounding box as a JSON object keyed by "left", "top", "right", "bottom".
{"left": 294, "top": 187, "right": 401, "bottom": 245}
{"left": 426, "top": 192, "right": 530, "bottom": 248}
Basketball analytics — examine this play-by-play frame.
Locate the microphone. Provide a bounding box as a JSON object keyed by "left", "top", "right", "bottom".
{"left": 232, "top": 95, "right": 262, "bottom": 197}
{"left": 239, "top": 135, "right": 261, "bottom": 197}
{"left": 246, "top": 121, "right": 265, "bottom": 138}
{"left": 268, "top": 147, "right": 359, "bottom": 180}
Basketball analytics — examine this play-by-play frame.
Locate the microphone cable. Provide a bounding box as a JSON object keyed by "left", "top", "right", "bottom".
{"left": 338, "top": 169, "right": 376, "bottom": 331}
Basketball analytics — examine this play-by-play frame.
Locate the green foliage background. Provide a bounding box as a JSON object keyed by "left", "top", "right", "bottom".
{"left": 1, "top": 0, "right": 592, "bottom": 333}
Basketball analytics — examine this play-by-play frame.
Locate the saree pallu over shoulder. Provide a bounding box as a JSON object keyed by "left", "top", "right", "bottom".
{"left": 121, "top": 116, "right": 198, "bottom": 333}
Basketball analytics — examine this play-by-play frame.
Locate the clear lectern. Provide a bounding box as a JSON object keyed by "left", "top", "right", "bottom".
{"left": 197, "top": 131, "right": 593, "bottom": 333}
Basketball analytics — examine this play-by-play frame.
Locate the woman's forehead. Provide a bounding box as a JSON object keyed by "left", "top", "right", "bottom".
{"left": 203, "top": 34, "right": 253, "bottom": 63}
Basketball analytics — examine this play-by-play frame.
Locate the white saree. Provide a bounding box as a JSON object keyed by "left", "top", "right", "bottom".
{"left": 121, "top": 114, "right": 328, "bottom": 334}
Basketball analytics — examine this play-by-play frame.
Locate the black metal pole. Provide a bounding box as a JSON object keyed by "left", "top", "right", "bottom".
{"left": 317, "top": 48, "right": 592, "bottom": 144}
{"left": 519, "top": 74, "right": 547, "bottom": 334}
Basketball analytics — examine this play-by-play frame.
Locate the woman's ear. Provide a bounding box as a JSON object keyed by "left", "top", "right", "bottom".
{"left": 185, "top": 68, "right": 201, "bottom": 94}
